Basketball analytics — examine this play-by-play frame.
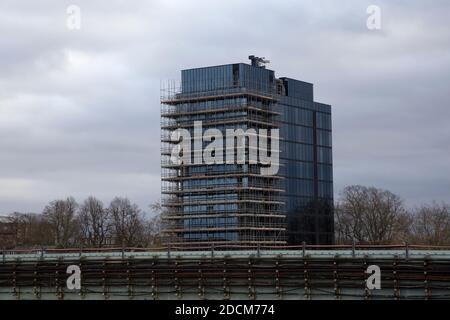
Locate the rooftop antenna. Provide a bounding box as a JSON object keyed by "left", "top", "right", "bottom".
{"left": 248, "top": 55, "right": 270, "bottom": 68}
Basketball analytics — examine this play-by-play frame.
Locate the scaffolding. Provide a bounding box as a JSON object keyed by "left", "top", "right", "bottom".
{"left": 2, "top": 246, "right": 450, "bottom": 300}
{"left": 160, "top": 79, "right": 287, "bottom": 248}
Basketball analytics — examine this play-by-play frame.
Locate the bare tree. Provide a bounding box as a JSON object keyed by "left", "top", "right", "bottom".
{"left": 42, "top": 197, "right": 78, "bottom": 248}
{"left": 108, "top": 197, "right": 144, "bottom": 247}
{"left": 78, "top": 196, "right": 111, "bottom": 247}
{"left": 141, "top": 202, "right": 163, "bottom": 247}
{"left": 407, "top": 202, "right": 450, "bottom": 245}
{"left": 8, "top": 212, "right": 53, "bottom": 247}
{"left": 335, "top": 185, "right": 408, "bottom": 244}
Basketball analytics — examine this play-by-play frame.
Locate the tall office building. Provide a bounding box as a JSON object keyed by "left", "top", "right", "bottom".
{"left": 161, "top": 56, "right": 333, "bottom": 247}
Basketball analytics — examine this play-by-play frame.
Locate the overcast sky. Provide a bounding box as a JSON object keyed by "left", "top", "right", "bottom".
{"left": 1, "top": 0, "right": 449, "bottom": 214}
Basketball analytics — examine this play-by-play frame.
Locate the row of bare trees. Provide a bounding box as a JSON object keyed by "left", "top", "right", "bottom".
{"left": 8, "top": 197, "right": 162, "bottom": 249}
{"left": 4, "top": 185, "right": 449, "bottom": 248}
{"left": 335, "top": 185, "right": 450, "bottom": 245}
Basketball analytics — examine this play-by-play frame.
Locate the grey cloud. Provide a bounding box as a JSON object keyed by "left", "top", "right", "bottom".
{"left": 0, "top": 0, "right": 449, "bottom": 214}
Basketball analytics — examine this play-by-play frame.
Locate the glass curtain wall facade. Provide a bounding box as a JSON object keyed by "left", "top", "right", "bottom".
{"left": 161, "top": 60, "right": 333, "bottom": 248}
{"left": 278, "top": 78, "right": 334, "bottom": 244}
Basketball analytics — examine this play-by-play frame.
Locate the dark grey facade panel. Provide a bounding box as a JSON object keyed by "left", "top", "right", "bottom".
{"left": 280, "top": 77, "right": 314, "bottom": 101}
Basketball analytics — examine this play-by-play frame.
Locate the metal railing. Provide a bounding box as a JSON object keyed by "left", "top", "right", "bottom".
{"left": 3, "top": 243, "right": 450, "bottom": 255}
